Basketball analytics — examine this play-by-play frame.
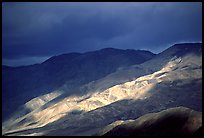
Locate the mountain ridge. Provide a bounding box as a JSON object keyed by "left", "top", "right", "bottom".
{"left": 97, "top": 107, "right": 202, "bottom": 136}
{"left": 2, "top": 43, "right": 202, "bottom": 136}
{"left": 2, "top": 47, "right": 156, "bottom": 120}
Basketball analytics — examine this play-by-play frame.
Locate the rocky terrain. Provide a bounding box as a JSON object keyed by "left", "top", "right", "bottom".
{"left": 2, "top": 43, "right": 202, "bottom": 136}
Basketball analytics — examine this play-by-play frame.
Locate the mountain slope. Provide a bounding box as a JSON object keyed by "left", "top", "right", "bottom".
{"left": 2, "top": 43, "right": 202, "bottom": 136}
{"left": 97, "top": 107, "right": 202, "bottom": 136}
{"left": 2, "top": 48, "right": 155, "bottom": 120}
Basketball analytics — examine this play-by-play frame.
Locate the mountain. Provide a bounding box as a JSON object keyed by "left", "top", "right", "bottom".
{"left": 2, "top": 48, "right": 155, "bottom": 120}
{"left": 2, "top": 43, "right": 202, "bottom": 136}
{"left": 77, "top": 43, "right": 202, "bottom": 94}
{"left": 96, "top": 107, "right": 202, "bottom": 136}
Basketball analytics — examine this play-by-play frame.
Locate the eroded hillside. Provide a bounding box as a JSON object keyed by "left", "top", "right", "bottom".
{"left": 2, "top": 43, "right": 202, "bottom": 136}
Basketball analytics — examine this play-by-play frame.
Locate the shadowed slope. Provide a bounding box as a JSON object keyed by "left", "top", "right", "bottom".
{"left": 3, "top": 48, "right": 202, "bottom": 136}
{"left": 99, "top": 107, "right": 202, "bottom": 136}
{"left": 2, "top": 43, "right": 202, "bottom": 136}
{"left": 2, "top": 48, "right": 155, "bottom": 120}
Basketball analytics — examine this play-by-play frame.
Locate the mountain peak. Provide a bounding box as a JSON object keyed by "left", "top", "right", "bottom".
{"left": 171, "top": 43, "right": 202, "bottom": 51}
{"left": 157, "top": 43, "right": 202, "bottom": 57}
{"left": 172, "top": 42, "right": 202, "bottom": 47}
{"left": 100, "top": 47, "right": 120, "bottom": 51}
{"left": 42, "top": 52, "right": 81, "bottom": 64}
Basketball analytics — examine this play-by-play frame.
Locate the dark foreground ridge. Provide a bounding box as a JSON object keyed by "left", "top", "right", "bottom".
{"left": 96, "top": 107, "right": 202, "bottom": 136}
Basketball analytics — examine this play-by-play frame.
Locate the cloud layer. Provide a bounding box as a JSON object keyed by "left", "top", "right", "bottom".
{"left": 2, "top": 2, "right": 202, "bottom": 66}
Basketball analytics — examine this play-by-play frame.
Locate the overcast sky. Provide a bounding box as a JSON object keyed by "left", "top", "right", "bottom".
{"left": 2, "top": 2, "right": 202, "bottom": 66}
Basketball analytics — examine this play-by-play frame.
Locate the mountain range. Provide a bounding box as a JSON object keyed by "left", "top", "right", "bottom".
{"left": 2, "top": 48, "right": 155, "bottom": 120}
{"left": 2, "top": 43, "right": 202, "bottom": 136}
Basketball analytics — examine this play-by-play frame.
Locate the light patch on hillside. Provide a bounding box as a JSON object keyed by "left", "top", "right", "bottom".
{"left": 2, "top": 91, "right": 63, "bottom": 134}
{"left": 25, "top": 91, "right": 63, "bottom": 111}
{"left": 2, "top": 54, "right": 202, "bottom": 135}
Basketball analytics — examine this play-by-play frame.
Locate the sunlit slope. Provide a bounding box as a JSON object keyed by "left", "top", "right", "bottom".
{"left": 2, "top": 45, "right": 202, "bottom": 135}
{"left": 2, "top": 48, "right": 155, "bottom": 121}
{"left": 2, "top": 43, "right": 202, "bottom": 136}
{"left": 76, "top": 43, "right": 202, "bottom": 93}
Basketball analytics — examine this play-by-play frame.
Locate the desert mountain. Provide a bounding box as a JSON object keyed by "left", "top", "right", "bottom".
{"left": 2, "top": 48, "right": 155, "bottom": 120}
{"left": 2, "top": 43, "right": 202, "bottom": 136}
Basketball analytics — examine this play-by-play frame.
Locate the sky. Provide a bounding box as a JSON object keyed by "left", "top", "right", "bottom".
{"left": 2, "top": 2, "right": 202, "bottom": 66}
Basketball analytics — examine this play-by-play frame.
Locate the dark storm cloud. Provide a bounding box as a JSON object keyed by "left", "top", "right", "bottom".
{"left": 2, "top": 2, "right": 202, "bottom": 66}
